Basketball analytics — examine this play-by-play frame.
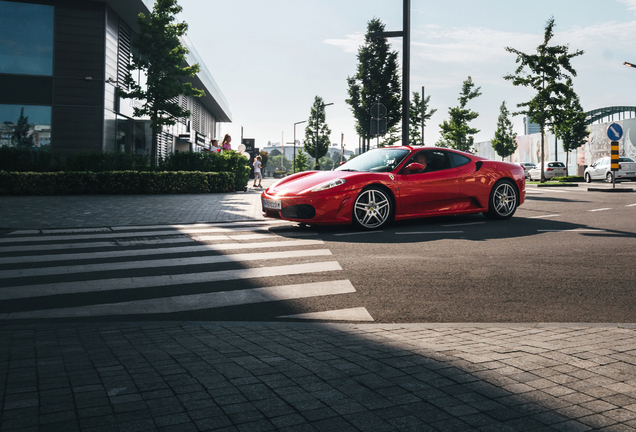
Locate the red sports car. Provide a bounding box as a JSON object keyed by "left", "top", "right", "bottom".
{"left": 261, "top": 146, "right": 525, "bottom": 229}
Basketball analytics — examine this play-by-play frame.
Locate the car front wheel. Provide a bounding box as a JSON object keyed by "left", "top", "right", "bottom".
{"left": 585, "top": 173, "right": 592, "bottom": 183}
{"left": 485, "top": 179, "right": 518, "bottom": 220}
{"left": 353, "top": 186, "right": 392, "bottom": 230}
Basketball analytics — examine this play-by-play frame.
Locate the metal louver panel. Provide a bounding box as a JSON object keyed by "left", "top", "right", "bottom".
{"left": 117, "top": 21, "right": 131, "bottom": 86}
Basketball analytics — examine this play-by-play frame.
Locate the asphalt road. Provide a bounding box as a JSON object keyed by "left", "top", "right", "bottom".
{"left": 0, "top": 184, "right": 635, "bottom": 324}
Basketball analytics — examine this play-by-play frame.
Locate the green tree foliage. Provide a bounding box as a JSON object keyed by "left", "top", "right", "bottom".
{"left": 119, "top": 0, "right": 204, "bottom": 166}
{"left": 346, "top": 18, "right": 401, "bottom": 152}
{"left": 293, "top": 149, "right": 309, "bottom": 173}
{"left": 319, "top": 155, "right": 334, "bottom": 171}
{"left": 303, "top": 96, "right": 332, "bottom": 169}
{"left": 504, "top": 17, "right": 584, "bottom": 182}
{"left": 438, "top": 77, "right": 482, "bottom": 152}
{"left": 557, "top": 82, "right": 588, "bottom": 175}
{"left": 12, "top": 108, "right": 35, "bottom": 149}
{"left": 380, "top": 125, "right": 401, "bottom": 148}
{"left": 410, "top": 92, "right": 436, "bottom": 146}
{"left": 491, "top": 101, "right": 517, "bottom": 160}
{"left": 269, "top": 148, "right": 281, "bottom": 157}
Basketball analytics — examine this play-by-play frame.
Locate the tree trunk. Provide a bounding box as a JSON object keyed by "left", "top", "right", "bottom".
{"left": 565, "top": 151, "right": 569, "bottom": 176}
{"left": 540, "top": 127, "right": 545, "bottom": 183}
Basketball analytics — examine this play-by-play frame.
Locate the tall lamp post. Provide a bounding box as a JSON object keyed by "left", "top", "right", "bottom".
{"left": 315, "top": 102, "right": 333, "bottom": 170}
{"left": 293, "top": 120, "right": 306, "bottom": 173}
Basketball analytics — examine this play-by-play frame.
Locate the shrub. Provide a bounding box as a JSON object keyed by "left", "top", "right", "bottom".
{"left": 0, "top": 171, "right": 235, "bottom": 195}
{"left": 552, "top": 176, "right": 584, "bottom": 182}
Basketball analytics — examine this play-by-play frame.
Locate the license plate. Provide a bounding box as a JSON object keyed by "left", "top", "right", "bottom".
{"left": 263, "top": 198, "right": 281, "bottom": 210}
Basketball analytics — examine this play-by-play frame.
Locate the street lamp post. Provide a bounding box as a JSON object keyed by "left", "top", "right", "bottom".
{"left": 293, "top": 120, "right": 306, "bottom": 173}
{"left": 315, "top": 102, "right": 333, "bottom": 170}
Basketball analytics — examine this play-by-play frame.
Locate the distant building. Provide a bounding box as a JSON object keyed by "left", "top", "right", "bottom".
{"left": 523, "top": 117, "right": 541, "bottom": 135}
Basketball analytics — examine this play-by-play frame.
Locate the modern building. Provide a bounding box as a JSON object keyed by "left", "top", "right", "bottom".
{"left": 523, "top": 116, "right": 540, "bottom": 135}
{"left": 0, "top": 0, "right": 231, "bottom": 160}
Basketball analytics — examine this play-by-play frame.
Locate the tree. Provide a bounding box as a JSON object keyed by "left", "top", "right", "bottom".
{"left": 438, "top": 76, "right": 482, "bottom": 152}
{"left": 293, "top": 149, "right": 309, "bottom": 173}
{"left": 269, "top": 148, "right": 281, "bottom": 157}
{"left": 504, "top": 17, "right": 584, "bottom": 182}
{"left": 410, "top": 91, "right": 436, "bottom": 146}
{"left": 491, "top": 101, "right": 517, "bottom": 161}
{"left": 119, "top": 0, "right": 204, "bottom": 166}
{"left": 557, "top": 82, "right": 588, "bottom": 175}
{"left": 319, "top": 155, "right": 334, "bottom": 171}
{"left": 380, "top": 125, "right": 401, "bottom": 148}
{"left": 303, "top": 96, "right": 331, "bottom": 169}
{"left": 11, "top": 108, "right": 34, "bottom": 149}
{"left": 346, "top": 18, "right": 401, "bottom": 153}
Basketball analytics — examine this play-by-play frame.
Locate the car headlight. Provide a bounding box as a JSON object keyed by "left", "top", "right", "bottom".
{"left": 310, "top": 178, "right": 346, "bottom": 192}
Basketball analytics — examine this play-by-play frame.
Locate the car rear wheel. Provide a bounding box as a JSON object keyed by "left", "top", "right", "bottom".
{"left": 484, "top": 179, "right": 518, "bottom": 220}
{"left": 353, "top": 186, "right": 392, "bottom": 230}
{"left": 606, "top": 172, "right": 614, "bottom": 183}
{"left": 585, "top": 173, "right": 592, "bottom": 183}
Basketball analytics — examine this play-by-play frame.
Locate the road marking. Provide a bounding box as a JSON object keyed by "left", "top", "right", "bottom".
{"left": 626, "top": 204, "right": 636, "bottom": 207}
{"left": 0, "top": 261, "right": 343, "bottom": 300}
{"left": 110, "top": 220, "right": 290, "bottom": 231}
{"left": 333, "top": 231, "right": 384, "bottom": 237}
{"left": 588, "top": 208, "right": 612, "bottom": 212}
{"left": 395, "top": 231, "right": 463, "bottom": 235}
{"left": 277, "top": 307, "right": 374, "bottom": 322}
{"left": 537, "top": 229, "right": 606, "bottom": 232}
{"left": 0, "top": 280, "right": 357, "bottom": 319}
{"left": 441, "top": 222, "right": 486, "bottom": 227}
{"left": 0, "top": 249, "right": 333, "bottom": 279}
{"left": 0, "top": 239, "right": 325, "bottom": 265}
{"left": 528, "top": 214, "right": 561, "bottom": 219}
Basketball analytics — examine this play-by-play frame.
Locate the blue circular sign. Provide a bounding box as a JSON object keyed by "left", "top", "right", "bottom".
{"left": 607, "top": 123, "right": 623, "bottom": 141}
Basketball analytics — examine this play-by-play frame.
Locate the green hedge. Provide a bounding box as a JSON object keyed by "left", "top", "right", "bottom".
{"left": 0, "top": 171, "right": 235, "bottom": 195}
{"left": 551, "top": 176, "right": 584, "bottom": 182}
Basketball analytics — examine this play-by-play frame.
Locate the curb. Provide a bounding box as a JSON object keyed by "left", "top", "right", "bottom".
{"left": 587, "top": 187, "right": 634, "bottom": 192}
{"left": 532, "top": 183, "right": 580, "bottom": 187}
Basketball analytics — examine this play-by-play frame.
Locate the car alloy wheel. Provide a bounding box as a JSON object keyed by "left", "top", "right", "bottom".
{"left": 585, "top": 173, "right": 592, "bottom": 183}
{"left": 485, "top": 179, "right": 518, "bottom": 220}
{"left": 606, "top": 172, "right": 614, "bottom": 183}
{"left": 353, "top": 186, "right": 392, "bottom": 229}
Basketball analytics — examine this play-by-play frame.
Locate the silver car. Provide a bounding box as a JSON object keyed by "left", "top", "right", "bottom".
{"left": 584, "top": 157, "right": 636, "bottom": 183}
{"left": 528, "top": 161, "right": 566, "bottom": 181}
{"left": 519, "top": 162, "right": 536, "bottom": 179}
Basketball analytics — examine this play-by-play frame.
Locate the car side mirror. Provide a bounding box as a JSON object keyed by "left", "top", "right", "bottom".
{"left": 403, "top": 163, "right": 423, "bottom": 174}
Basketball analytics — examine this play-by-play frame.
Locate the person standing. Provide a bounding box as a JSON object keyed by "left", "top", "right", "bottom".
{"left": 253, "top": 155, "right": 262, "bottom": 188}
{"left": 220, "top": 134, "right": 232, "bottom": 152}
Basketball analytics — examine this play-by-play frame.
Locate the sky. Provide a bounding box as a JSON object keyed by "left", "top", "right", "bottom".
{"left": 177, "top": 0, "right": 636, "bottom": 153}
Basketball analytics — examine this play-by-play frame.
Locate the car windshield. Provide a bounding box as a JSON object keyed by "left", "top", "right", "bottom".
{"left": 336, "top": 148, "right": 410, "bottom": 173}
{"left": 619, "top": 157, "right": 635, "bottom": 162}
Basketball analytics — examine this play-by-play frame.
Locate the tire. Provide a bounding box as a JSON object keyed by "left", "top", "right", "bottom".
{"left": 606, "top": 172, "right": 614, "bottom": 183}
{"left": 484, "top": 179, "right": 518, "bottom": 220}
{"left": 352, "top": 186, "right": 392, "bottom": 230}
{"left": 585, "top": 173, "right": 592, "bottom": 183}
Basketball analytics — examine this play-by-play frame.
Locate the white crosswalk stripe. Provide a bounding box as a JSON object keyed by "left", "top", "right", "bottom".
{"left": 0, "top": 222, "right": 372, "bottom": 322}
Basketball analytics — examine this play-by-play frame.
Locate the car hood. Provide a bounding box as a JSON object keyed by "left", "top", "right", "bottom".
{"left": 266, "top": 171, "right": 361, "bottom": 196}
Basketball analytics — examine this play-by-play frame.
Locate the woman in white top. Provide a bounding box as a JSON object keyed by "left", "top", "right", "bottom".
{"left": 253, "top": 155, "right": 262, "bottom": 188}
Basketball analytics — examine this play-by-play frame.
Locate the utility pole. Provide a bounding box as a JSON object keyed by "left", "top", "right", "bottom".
{"left": 369, "top": 0, "right": 410, "bottom": 147}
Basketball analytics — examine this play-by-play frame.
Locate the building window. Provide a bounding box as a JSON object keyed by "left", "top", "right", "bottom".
{"left": 0, "top": 104, "right": 52, "bottom": 149}
{"left": 0, "top": 1, "right": 54, "bottom": 76}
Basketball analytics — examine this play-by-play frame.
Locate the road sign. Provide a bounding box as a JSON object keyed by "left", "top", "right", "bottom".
{"left": 607, "top": 123, "right": 623, "bottom": 141}
{"left": 611, "top": 141, "right": 620, "bottom": 172}
{"left": 371, "top": 103, "right": 387, "bottom": 120}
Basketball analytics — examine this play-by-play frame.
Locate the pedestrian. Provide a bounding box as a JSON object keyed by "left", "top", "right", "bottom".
{"left": 210, "top": 139, "right": 220, "bottom": 152}
{"left": 220, "top": 134, "right": 232, "bottom": 152}
{"left": 253, "top": 155, "right": 262, "bottom": 188}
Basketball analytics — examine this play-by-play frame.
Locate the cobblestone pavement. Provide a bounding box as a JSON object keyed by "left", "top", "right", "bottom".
{"left": 2, "top": 322, "right": 636, "bottom": 432}
{"left": 0, "top": 180, "right": 275, "bottom": 231}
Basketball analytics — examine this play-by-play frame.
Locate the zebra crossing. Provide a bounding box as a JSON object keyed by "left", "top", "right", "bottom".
{"left": 0, "top": 221, "right": 373, "bottom": 322}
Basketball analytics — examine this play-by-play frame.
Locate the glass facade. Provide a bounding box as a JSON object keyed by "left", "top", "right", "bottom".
{"left": 0, "top": 104, "right": 52, "bottom": 148}
{"left": 0, "top": 1, "right": 54, "bottom": 76}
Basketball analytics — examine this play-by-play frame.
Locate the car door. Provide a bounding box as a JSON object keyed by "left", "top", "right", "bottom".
{"left": 396, "top": 150, "right": 467, "bottom": 216}
{"left": 595, "top": 158, "right": 610, "bottom": 179}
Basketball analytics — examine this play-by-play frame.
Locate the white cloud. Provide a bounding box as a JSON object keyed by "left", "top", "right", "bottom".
{"left": 618, "top": 0, "right": 636, "bottom": 11}
{"left": 323, "top": 34, "right": 364, "bottom": 54}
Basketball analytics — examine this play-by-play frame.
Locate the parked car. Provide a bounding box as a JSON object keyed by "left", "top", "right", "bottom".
{"left": 261, "top": 146, "right": 525, "bottom": 230}
{"left": 527, "top": 161, "right": 566, "bottom": 181}
{"left": 584, "top": 157, "right": 636, "bottom": 183}
{"left": 519, "top": 162, "right": 536, "bottom": 179}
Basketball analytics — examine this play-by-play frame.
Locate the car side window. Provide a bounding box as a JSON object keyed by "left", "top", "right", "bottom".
{"left": 449, "top": 152, "right": 471, "bottom": 168}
